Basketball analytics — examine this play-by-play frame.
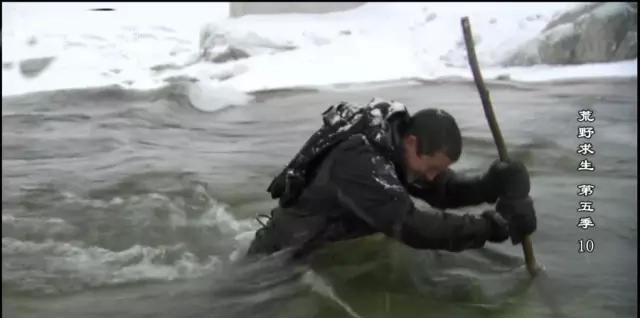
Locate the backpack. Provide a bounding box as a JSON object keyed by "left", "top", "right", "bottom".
{"left": 267, "top": 97, "right": 410, "bottom": 207}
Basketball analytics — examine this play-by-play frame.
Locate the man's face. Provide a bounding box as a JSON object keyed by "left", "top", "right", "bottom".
{"left": 403, "top": 135, "right": 453, "bottom": 182}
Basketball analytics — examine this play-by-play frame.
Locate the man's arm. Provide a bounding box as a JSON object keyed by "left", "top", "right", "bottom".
{"left": 330, "top": 135, "right": 504, "bottom": 251}
{"left": 407, "top": 169, "right": 494, "bottom": 210}
{"left": 407, "top": 157, "right": 532, "bottom": 210}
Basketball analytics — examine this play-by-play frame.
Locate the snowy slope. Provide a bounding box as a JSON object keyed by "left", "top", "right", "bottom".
{"left": 2, "top": 2, "right": 637, "bottom": 108}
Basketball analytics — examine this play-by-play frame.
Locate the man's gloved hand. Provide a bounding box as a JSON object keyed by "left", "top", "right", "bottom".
{"left": 481, "top": 210, "right": 509, "bottom": 243}
{"left": 482, "top": 159, "right": 530, "bottom": 202}
{"left": 496, "top": 196, "right": 537, "bottom": 245}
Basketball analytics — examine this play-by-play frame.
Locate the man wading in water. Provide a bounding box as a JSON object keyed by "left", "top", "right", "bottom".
{"left": 247, "top": 98, "right": 536, "bottom": 258}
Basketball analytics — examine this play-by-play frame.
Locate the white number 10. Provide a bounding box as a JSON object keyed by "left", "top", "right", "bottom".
{"left": 578, "top": 239, "right": 595, "bottom": 253}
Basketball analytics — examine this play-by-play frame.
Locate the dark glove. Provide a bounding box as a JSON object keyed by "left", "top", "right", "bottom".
{"left": 481, "top": 210, "right": 509, "bottom": 243}
{"left": 482, "top": 159, "right": 530, "bottom": 202}
{"left": 496, "top": 196, "right": 537, "bottom": 245}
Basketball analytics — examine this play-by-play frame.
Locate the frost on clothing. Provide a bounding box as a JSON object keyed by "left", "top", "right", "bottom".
{"left": 248, "top": 97, "right": 501, "bottom": 257}
{"left": 267, "top": 97, "right": 409, "bottom": 207}
{"left": 249, "top": 125, "right": 496, "bottom": 257}
{"left": 369, "top": 149, "right": 404, "bottom": 193}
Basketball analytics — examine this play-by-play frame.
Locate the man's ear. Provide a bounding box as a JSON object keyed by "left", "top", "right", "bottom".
{"left": 404, "top": 134, "right": 417, "bottom": 148}
{"left": 404, "top": 134, "right": 419, "bottom": 155}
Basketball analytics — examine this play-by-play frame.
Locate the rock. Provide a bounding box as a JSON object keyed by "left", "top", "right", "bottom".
{"left": 495, "top": 74, "right": 511, "bottom": 81}
{"left": 339, "top": 30, "right": 352, "bottom": 36}
{"left": 163, "top": 75, "right": 199, "bottom": 84}
{"left": 538, "top": 23, "right": 581, "bottom": 64}
{"left": 27, "top": 36, "right": 38, "bottom": 46}
{"left": 504, "top": 2, "right": 637, "bottom": 66}
{"left": 573, "top": 3, "right": 637, "bottom": 63}
{"left": 200, "top": 23, "right": 298, "bottom": 56}
{"left": 543, "top": 3, "right": 601, "bottom": 32}
{"left": 210, "top": 46, "right": 250, "bottom": 63}
{"left": 504, "top": 39, "right": 542, "bottom": 66}
{"left": 199, "top": 24, "right": 226, "bottom": 50}
{"left": 19, "top": 57, "right": 55, "bottom": 78}
{"left": 217, "top": 73, "right": 234, "bottom": 81}
{"left": 150, "top": 63, "right": 182, "bottom": 73}
{"left": 614, "top": 30, "right": 637, "bottom": 60}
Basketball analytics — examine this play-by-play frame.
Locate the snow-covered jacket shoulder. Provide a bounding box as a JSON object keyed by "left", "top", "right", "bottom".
{"left": 267, "top": 98, "right": 410, "bottom": 207}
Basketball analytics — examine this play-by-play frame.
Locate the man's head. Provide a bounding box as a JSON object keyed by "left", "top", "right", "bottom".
{"left": 402, "top": 108, "right": 462, "bottom": 181}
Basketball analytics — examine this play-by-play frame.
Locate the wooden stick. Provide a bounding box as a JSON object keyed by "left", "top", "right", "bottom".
{"left": 460, "top": 16, "right": 539, "bottom": 277}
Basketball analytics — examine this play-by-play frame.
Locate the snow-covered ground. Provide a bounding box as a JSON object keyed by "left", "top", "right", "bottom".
{"left": 2, "top": 2, "right": 637, "bottom": 108}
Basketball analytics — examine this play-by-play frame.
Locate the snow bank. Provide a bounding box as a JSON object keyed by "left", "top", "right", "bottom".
{"left": 2, "top": 2, "right": 230, "bottom": 96}
{"left": 2, "top": 2, "right": 637, "bottom": 104}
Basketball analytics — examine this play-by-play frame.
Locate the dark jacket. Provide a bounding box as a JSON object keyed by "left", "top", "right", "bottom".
{"left": 247, "top": 122, "right": 496, "bottom": 258}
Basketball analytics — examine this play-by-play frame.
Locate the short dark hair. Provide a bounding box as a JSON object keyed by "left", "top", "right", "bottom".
{"left": 403, "top": 108, "right": 462, "bottom": 161}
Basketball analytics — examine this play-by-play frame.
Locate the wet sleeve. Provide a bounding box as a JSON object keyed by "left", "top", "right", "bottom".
{"left": 331, "top": 137, "right": 491, "bottom": 251}
{"left": 407, "top": 169, "right": 492, "bottom": 210}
